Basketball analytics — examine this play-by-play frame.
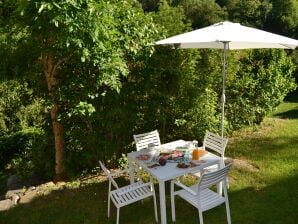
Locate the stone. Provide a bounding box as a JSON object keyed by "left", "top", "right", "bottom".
{"left": 5, "top": 190, "right": 23, "bottom": 205}
{"left": 0, "top": 199, "right": 14, "bottom": 211}
{"left": 225, "top": 157, "right": 259, "bottom": 171}
{"left": 19, "top": 190, "right": 36, "bottom": 204}
{"left": 5, "top": 189, "right": 23, "bottom": 199}
{"left": 27, "top": 186, "right": 36, "bottom": 191}
{"left": 11, "top": 193, "right": 20, "bottom": 205}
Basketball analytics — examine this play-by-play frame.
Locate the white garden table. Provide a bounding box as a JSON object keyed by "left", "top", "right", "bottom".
{"left": 127, "top": 140, "right": 220, "bottom": 224}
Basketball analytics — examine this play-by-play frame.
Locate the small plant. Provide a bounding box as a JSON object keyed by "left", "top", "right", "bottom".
{"left": 68, "top": 180, "right": 81, "bottom": 188}
{"left": 118, "top": 153, "right": 128, "bottom": 169}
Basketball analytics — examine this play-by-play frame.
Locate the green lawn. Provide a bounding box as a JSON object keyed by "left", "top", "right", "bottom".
{"left": 0, "top": 100, "right": 298, "bottom": 224}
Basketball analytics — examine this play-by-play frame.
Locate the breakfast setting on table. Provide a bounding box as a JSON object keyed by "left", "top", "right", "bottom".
{"left": 135, "top": 140, "right": 208, "bottom": 169}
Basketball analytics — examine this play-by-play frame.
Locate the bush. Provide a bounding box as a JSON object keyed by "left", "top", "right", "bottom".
{"left": 226, "top": 49, "right": 297, "bottom": 130}
{"left": 0, "top": 128, "right": 55, "bottom": 181}
{"left": 0, "top": 80, "right": 52, "bottom": 180}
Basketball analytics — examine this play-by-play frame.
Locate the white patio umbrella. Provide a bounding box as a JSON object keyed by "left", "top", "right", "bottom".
{"left": 156, "top": 21, "right": 298, "bottom": 137}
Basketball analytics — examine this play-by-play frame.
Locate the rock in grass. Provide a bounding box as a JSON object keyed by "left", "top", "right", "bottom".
{"left": 0, "top": 199, "right": 14, "bottom": 211}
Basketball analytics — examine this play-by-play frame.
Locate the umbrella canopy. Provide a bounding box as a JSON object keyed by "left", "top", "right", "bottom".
{"left": 156, "top": 21, "right": 298, "bottom": 49}
{"left": 156, "top": 21, "right": 298, "bottom": 136}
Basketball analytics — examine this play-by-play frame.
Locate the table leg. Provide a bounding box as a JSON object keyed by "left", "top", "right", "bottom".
{"left": 159, "top": 180, "right": 167, "bottom": 224}
{"left": 217, "top": 160, "right": 224, "bottom": 195}
{"left": 128, "top": 158, "right": 135, "bottom": 184}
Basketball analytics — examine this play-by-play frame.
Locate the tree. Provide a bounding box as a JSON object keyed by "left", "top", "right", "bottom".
{"left": 138, "top": 0, "right": 160, "bottom": 12}
{"left": 266, "top": 0, "right": 298, "bottom": 38}
{"left": 223, "top": 0, "right": 273, "bottom": 28}
{"left": 5, "top": 0, "right": 158, "bottom": 181}
{"left": 226, "top": 49, "right": 297, "bottom": 129}
{"left": 174, "top": 0, "right": 227, "bottom": 28}
{"left": 143, "top": 1, "right": 222, "bottom": 141}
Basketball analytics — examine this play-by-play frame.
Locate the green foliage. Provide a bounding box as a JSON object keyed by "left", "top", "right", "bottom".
{"left": 152, "top": 0, "right": 192, "bottom": 36}
{"left": 0, "top": 80, "right": 46, "bottom": 135}
{"left": 1, "top": 0, "right": 160, "bottom": 177}
{"left": 0, "top": 80, "right": 23, "bottom": 134}
{"left": 0, "top": 128, "right": 53, "bottom": 178}
{"left": 8, "top": 128, "right": 55, "bottom": 181}
{"left": 224, "top": 0, "right": 273, "bottom": 28}
{"left": 226, "top": 49, "right": 297, "bottom": 130}
{"left": 0, "top": 0, "right": 297, "bottom": 180}
{"left": 175, "top": 0, "right": 227, "bottom": 28}
{"left": 266, "top": 0, "right": 298, "bottom": 38}
{"left": 139, "top": 3, "right": 205, "bottom": 141}
{"left": 118, "top": 153, "right": 129, "bottom": 169}
{"left": 138, "top": 0, "right": 160, "bottom": 12}
{"left": 183, "top": 88, "right": 221, "bottom": 139}
{"left": 0, "top": 80, "right": 51, "bottom": 179}
{"left": 15, "top": 0, "right": 156, "bottom": 91}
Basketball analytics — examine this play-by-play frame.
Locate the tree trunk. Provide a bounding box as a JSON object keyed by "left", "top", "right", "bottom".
{"left": 51, "top": 104, "right": 66, "bottom": 181}
{"left": 43, "top": 51, "right": 66, "bottom": 182}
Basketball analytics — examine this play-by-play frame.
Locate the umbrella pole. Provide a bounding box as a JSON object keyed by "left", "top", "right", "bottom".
{"left": 221, "top": 42, "right": 228, "bottom": 137}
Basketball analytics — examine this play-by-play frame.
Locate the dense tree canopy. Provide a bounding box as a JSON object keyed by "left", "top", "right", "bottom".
{"left": 175, "top": 0, "right": 227, "bottom": 28}
{"left": 266, "top": 0, "right": 298, "bottom": 38}
{"left": 1, "top": 0, "right": 159, "bottom": 180}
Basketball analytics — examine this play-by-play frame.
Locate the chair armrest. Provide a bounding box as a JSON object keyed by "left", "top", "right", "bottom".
{"left": 172, "top": 180, "right": 197, "bottom": 196}
{"left": 110, "top": 168, "right": 130, "bottom": 177}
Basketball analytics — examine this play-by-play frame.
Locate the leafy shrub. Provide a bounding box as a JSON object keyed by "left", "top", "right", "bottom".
{"left": 0, "top": 80, "right": 51, "bottom": 179}
{"left": 226, "top": 49, "right": 297, "bottom": 130}
{"left": 0, "top": 80, "right": 46, "bottom": 136}
{"left": 0, "top": 131, "right": 28, "bottom": 169}
{"left": 1, "top": 128, "right": 55, "bottom": 181}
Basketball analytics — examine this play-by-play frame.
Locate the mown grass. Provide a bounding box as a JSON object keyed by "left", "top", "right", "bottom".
{"left": 0, "top": 99, "right": 298, "bottom": 224}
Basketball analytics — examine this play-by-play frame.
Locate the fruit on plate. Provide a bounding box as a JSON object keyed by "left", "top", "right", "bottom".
{"left": 177, "top": 163, "right": 189, "bottom": 168}
{"left": 136, "top": 154, "right": 151, "bottom": 160}
{"left": 158, "top": 157, "right": 167, "bottom": 166}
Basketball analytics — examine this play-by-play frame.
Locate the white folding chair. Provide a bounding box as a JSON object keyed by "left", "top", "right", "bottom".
{"left": 133, "top": 129, "right": 161, "bottom": 151}
{"left": 203, "top": 131, "right": 228, "bottom": 163}
{"left": 171, "top": 163, "right": 233, "bottom": 224}
{"left": 202, "top": 131, "right": 228, "bottom": 171}
{"left": 133, "top": 130, "right": 161, "bottom": 179}
{"left": 99, "top": 161, "right": 158, "bottom": 224}
{"left": 192, "top": 131, "right": 229, "bottom": 193}
{"left": 192, "top": 131, "right": 228, "bottom": 174}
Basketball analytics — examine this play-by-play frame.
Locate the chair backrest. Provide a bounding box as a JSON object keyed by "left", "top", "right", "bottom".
{"left": 203, "top": 131, "right": 228, "bottom": 157}
{"left": 133, "top": 130, "right": 161, "bottom": 151}
{"left": 199, "top": 163, "right": 232, "bottom": 190}
{"left": 99, "top": 160, "right": 119, "bottom": 189}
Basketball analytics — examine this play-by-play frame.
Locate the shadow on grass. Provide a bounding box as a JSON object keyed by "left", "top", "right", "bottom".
{"left": 1, "top": 172, "right": 297, "bottom": 224}
{"left": 273, "top": 109, "right": 298, "bottom": 119}
{"left": 227, "top": 173, "right": 298, "bottom": 224}
{"left": 170, "top": 172, "right": 298, "bottom": 224}
{"left": 284, "top": 90, "right": 298, "bottom": 103}
{"left": 0, "top": 176, "right": 158, "bottom": 224}
{"left": 271, "top": 90, "right": 298, "bottom": 119}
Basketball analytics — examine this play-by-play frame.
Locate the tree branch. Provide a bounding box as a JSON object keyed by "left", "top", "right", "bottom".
{"left": 53, "top": 55, "right": 71, "bottom": 74}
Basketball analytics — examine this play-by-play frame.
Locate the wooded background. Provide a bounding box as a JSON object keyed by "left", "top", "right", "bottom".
{"left": 0, "top": 0, "right": 297, "bottom": 181}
